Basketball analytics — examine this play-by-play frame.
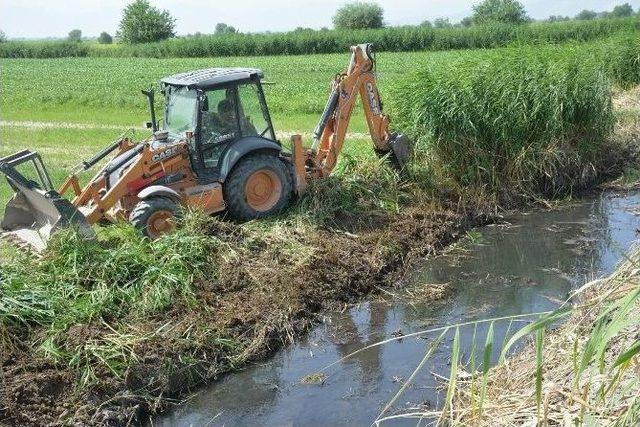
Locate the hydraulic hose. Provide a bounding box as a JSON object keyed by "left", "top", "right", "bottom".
{"left": 311, "top": 88, "right": 339, "bottom": 152}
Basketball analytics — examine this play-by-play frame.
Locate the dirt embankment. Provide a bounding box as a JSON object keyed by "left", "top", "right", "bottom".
{"left": 0, "top": 200, "right": 490, "bottom": 426}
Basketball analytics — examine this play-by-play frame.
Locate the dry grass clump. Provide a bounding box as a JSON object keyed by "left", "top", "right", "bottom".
{"left": 447, "top": 250, "right": 640, "bottom": 426}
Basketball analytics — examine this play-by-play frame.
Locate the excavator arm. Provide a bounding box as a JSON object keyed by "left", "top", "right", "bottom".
{"left": 291, "top": 43, "right": 412, "bottom": 190}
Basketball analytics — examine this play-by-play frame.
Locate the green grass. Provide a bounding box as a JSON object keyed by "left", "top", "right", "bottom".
{"left": 0, "top": 214, "right": 214, "bottom": 383}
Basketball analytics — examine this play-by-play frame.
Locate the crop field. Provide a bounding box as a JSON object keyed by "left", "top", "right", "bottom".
{"left": 1, "top": 26, "right": 640, "bottom": 426}
{"left": 2, "top": 33, "right": 638, "bottom": 127}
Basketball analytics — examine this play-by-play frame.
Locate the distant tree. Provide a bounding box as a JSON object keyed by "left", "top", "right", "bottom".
{"left": 117, "top": 0, "right": 175, "bottom": 44}
{"left": 547, "top": 15, "right": 570, "bottom": 22}
{"left": 215, "top": 22, "right": 237, "bottom": 35}
{"left": 294, "top": 26, "right": 314, "bottom": 32}
{"left": 98, "top": 31, "right": 113, "bottom": 44}
{"left": 68, "top": 29, "right": 82, "bottom": 42}
{"left": 433, "top": 17, "right": 453, "bottom": 28}
{"left": 332, "top": 2, "right": 384, "bottom": 30}
{"left": 472, "top": 0, "right": 529, "bottom": 24}
{"left": 420, "top": 20, "right": 433, "bottom": 28}
{"left": 320, "top": 26, "right": 330, "bottom": 31}
{"left": 0, "top": 30, "right": 6, "bottom": 43}
{"left": 575, "top": 9, "right": 598, "bottom": 20}
{"left": 611, "top": 3, "right": 634, "bottom": 17}
{"left": 460, "top": 16, "right": 474, "bottom": 27}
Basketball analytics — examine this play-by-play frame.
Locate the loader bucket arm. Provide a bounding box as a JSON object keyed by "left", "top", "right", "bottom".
{"left": 0, "top": 150, "right": 94, "bottom": 251}
{"left": 303, "top": 43, "right": 412, "bottom": 178}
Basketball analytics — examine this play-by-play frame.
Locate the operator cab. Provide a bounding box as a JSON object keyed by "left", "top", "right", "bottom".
{"left": 159, "top": 68, "right": 278, "bottom": 182}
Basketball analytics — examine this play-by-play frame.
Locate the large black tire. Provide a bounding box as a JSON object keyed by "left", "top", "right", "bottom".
{"left": 224, "top": 153, "right": 293, "bottom": 221}
{"left": 129, "top": 197, "right": 181, "bottom": 239}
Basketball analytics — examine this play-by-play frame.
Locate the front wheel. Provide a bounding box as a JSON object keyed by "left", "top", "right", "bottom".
{"left": 129, "top": 197, "right": 181, "bottom": 239}
{"left": 224, "top": 153, "right": 293, "bottom": 221}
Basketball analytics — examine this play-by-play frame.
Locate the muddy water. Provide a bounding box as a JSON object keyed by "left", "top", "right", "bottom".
{"left": 158, "top": 191, "right": 640, "bottom": 427}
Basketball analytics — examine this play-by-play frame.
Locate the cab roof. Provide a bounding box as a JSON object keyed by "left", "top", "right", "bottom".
{"left": 161, "top": 68, "right": 264, "bottom": 90}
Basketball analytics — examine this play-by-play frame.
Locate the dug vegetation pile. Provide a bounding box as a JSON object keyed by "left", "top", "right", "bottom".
{"left": 0, "top": 162, "right": 487, "bottom": 425}
{"left": 1, "top": 38, "right": 640, "bottom": 425}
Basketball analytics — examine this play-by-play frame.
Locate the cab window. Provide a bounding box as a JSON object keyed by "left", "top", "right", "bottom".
{"left": 165, "top": 87, "right": 197, "bottom": 137}
{"left": 237, "top": 84, "right": 274, "bottom": 140}
{"left": 201, "top": 88, "right": 239, "bottom": 145}
{"left": 200, "top": 88, "right": 239, "bottom": 168}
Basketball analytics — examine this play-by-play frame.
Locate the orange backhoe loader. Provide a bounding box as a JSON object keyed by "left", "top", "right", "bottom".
{"left": 0, "top": 44, "right": 411, "bottom": 251}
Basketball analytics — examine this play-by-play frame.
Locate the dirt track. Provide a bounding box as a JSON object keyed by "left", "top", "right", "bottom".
{"left": 0, "top": 120, "right": 371, "bottom": 140}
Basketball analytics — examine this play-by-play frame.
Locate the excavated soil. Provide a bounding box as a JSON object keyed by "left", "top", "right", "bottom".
{"left": 0, "top": 201, "right": 490, "bottom": 426}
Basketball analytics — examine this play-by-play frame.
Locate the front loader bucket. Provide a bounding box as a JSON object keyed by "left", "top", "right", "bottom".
{"left": 0, "top": 150, "right": 94, "bottom": 252}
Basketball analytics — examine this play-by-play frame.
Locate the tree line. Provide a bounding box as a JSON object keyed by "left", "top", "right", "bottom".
{"left": 0, "top": 0, "right": 637, "bottom": 45}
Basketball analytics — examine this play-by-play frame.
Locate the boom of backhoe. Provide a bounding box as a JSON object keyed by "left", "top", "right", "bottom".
{"left": 289, "top": 43, "right": 411, "bottom": 191}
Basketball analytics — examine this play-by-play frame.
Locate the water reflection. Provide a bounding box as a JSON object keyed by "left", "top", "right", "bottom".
{"left": 158, "top": 192, "right": 640, "bottom": 427}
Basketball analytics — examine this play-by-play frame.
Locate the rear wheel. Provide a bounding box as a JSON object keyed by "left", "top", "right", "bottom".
{"left": 129, "top": 197, "right": 181, "bottom": 239}
{"left": 224, "top": 153, "right": 293, "bottom": 221}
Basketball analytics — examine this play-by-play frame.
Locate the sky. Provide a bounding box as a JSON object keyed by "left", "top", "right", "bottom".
{"left": 1, "top": 0, "right": 639, "bottom": 39}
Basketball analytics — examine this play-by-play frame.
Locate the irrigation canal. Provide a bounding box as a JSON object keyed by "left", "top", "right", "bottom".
{"left": 158, "top": 190, "right": 640, "bottom": 426}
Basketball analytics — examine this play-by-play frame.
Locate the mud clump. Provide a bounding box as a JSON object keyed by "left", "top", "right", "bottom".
{"left": 0, "top": 360, "right": 75, "bottom": 426}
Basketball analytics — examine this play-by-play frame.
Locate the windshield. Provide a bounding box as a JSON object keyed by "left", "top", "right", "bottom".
{"left": 165, "top": 87, "right": 196, "bottom": 136}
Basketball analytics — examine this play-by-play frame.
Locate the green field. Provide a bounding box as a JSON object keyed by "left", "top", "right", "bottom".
{"left": 1, "top": 33, "right": 638, "bottom": 208}
{"left": 0, "top": 50, "right": 430, "bottom": 130}
{"left": 3, "top": 32, "right": 637, "bottom": 130}
{"left": 1, "top": 16, "right": 638, "bottom": 59}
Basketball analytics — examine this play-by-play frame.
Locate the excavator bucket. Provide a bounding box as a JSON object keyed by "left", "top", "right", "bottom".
{"left": 0, "top": 150, "right": 94, "bottom": 252}
{"left": 386, "top": 133, "right": 413, "bottom": 170}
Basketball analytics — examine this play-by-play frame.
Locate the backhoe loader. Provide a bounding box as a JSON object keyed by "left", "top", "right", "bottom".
{"left": 0, "top": 43, "right": 411, "bottom": 251}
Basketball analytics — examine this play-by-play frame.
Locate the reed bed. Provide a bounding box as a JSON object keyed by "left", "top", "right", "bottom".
{"left": 390, "top": 35, "right": 640, "bottom": 200}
